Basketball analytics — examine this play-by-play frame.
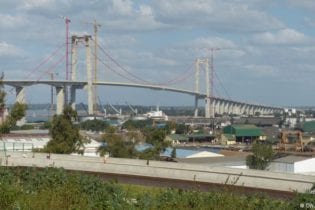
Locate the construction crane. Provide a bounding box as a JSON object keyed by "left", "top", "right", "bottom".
{"left": 108, "top": 103, "right": 121, "bottom": 116}
{"left": 97, "top": 96, "right": 106, "bottom": 116}
{"left": 125, "top": 102, "right": 138, "bottom": 115}
{"left": 279, "top": 131, "right": 305, "bottom": 152}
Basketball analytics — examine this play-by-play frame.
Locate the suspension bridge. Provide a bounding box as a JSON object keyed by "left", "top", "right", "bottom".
{"left": 3, "top": 34, "right": 283, "bottom": 118}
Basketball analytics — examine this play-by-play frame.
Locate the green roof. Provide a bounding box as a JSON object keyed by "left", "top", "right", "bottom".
{"left": 302, "top": 121, "right": 315, "bottom": 133}
{"left": 223, "top": 124, "right": 263, "bottom": 137}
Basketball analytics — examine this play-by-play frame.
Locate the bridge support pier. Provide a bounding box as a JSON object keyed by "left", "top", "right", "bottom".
{"left": 15, "top": 86, "right": 26, "bottom": 126}
{"left": 15, "top": 86, "right": 25, "bottom": 104}
{"left": 70, "top": 86, "right": 76, "bottom": 111}
{"left": 194, "top": 96, "right": 199, "bottom": 117}
{"left": 56, "top": 86, "right": 65, "bottom": 115}
{"left": 205, "top": 97, "right": 211, "bottom": 118}
{"left": 85, "top": 36, "right": 94, "bottom": 115}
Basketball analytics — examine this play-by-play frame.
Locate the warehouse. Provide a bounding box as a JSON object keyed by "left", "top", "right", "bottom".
{"left": 223, "top": 125, "right": 264, "bottom": 144}
{"left": 269, "top": 155, "right": 315, "bottom": 174}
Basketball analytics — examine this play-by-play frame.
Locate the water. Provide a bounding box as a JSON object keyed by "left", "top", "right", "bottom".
{"left": 135, "top": 143, "right": 221, "bottom": 158}
{"left": 162, "top": 147, "right": 221, "bottom": 158}
{"left": 26, "top": 109, "right": 52, "bottom": 122}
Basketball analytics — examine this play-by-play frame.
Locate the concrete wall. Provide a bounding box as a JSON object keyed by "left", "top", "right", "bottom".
{"left": 269, "top": 162, "right": 294, "bottom": 173}
{"left": 1, "top": 152, "right": 314, "bottom": 193}
{"left": 295, "top": 158, "right": 315, "bottom": 173}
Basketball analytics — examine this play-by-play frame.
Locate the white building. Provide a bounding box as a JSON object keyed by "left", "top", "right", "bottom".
{"left": 269, "top": 155, "right": 315, "bottom": 174}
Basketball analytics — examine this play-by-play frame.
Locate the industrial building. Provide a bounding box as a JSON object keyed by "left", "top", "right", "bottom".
{"left": 269, "top": 155, "right": 315, "bottom": 174}
{"left": 223, "top": 125, "right": 264, "bottom": 144}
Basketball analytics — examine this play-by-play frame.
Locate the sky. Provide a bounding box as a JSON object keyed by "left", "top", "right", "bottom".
{"left": 1, "top": 0, "right": 315, "bottom": 107}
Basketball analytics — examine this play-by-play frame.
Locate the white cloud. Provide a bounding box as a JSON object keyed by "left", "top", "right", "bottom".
{"left": 0, "top": 14, "right": 28, "bottom": 28}
{"left": 244, "top": 64, "right": 278, "bottom": 77}
{"left": 153, "top": 0, "right": 284, "bottom": 32}
{"left": 111, "top": 0, "right": 134, "bottom": 16}
{"left": 251, "top": 28, "right": 309, "bottom": 45}
{"left": 19, "top": 0, "right": 56, "bottom": 10}
{"left": 0, "top": 41, "right": 24, "bottom": 57}
{"left": 288, "top": 0, "right": 315, "bottom": 11}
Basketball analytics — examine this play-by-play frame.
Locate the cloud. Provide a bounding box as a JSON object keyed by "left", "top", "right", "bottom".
{"left": 288, "top": 0, "right": 315, "bottom": 11}
{"left": 251, "top": 28, "right": 309, "bottom": 45}
{"left": 0, "top": 14, "right": 28, "bottom": 28}
{"left": 153, "top": 0, "right": 284, "bottom": 32}
{"left": 0, "top": 41, "right": 24, "bottom": 57}
{"left": 244, "top": 64, "right": 278, "bottom": 77}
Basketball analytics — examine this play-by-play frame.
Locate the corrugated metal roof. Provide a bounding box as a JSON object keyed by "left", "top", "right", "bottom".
{"left": 273, "top": 155, "right": 312, "bottom": 164}
{"left": 302, "top": 121, "right": 315, "bottom": 133}
{"left": 223, "top": 125, "right": 263, "bottom": 137}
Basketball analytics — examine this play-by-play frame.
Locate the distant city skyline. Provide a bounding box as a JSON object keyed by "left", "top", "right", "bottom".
{"left": 1, "top": 0, "right": 315, "bottom": 107}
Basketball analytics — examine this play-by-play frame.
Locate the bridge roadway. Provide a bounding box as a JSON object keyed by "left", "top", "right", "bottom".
{"left": 2, "top": 152, "right": 314, "bottom": 196}
{"left": 3, "top": 80, "right": 283, "bottom": 116}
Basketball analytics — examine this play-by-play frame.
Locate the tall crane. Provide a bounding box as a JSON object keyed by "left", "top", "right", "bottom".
{"left": 97, "top": 96, "right": 106, "bottom": 116}
{"left": 109, "top": 103, "right": 121, "bottom": 116}
{"left": 125, "top": 102, "right": 138, "bottom": 115}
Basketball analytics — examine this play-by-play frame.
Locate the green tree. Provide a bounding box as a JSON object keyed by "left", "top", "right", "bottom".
{"left": 45, "top": 106, "right": 83, "bottom": 154}
{"left": 246, "top": 142, "right": 274, "bottom": 170}
{"left": 142, "top": 127, "right": 171, "bottom": 160}
{"left": 80, "top": 119, "right": 109, "bottom": 132}
{"left": 0, "top": 74, "right": 27, "bottom": 134}
{"left": 99, "top": 126, "right": 136, "bottom": 158}
{"left": 171, "top": 147, "right": 176, "bottom": 158}
{"left": 175, "top": 124, "right": 187, "bottom": 134}
{"left": 8, "top": 102, "right": 27, "bottom": 126}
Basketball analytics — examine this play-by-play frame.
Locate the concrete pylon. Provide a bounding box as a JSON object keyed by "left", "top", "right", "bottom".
{"left": 70, "top": 36, "right": 78, "bottom": 111}
{"left": 194, "top": 96, "right": 199, "bottom": 117}
{"left": 15, "top": 86, "right": 26, "bottom": 126}
{"left": 85, "top": 35, "right": 94, "bottom": 115}
{"left": 70, "top": 87, "right": 76, "bottom": 111}
{"left": 15, "top": 86, "right": 25, "bottom": 104}
{"left": 56, "top": 86, "right": 65, "bottom": 115}
{"left": 196, "top": 58, "right": 212, "bottom": 118}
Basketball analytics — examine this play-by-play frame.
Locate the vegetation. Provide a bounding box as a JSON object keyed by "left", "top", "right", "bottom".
{"left": 171, "top": 147, "right": 176, "bottom": 158}
{"left": 142, "top": 127, "right": 171, "bottom": 159}
{"left": 44, "top": 106, "right": 83, "bottom": 154}
{"left": 246, "top": 142, "right": 274, "bottom": 170}
{"left": 99, "top": 126, "right": 137, "bottom": 158}
{"left": 80, "top": 119, "right": 109, "bottom": 132}
{"left": 122, "top": 119, "right": 153, "bottom": 130}
{"left": 0, "top": 166, "right": 313, "bottom": 210}
{"left": 0, "top": 74, "right": 27, "bottom": 134}
{"left": 11, "top": 124, "right": 35, "bottom": 130}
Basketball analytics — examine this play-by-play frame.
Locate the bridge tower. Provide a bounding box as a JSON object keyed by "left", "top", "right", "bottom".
{"left": 194, "top": 58, "right": 213, "bottom": 118}
{"left": 70, "top": 35, "right": 94, "bottom": 115}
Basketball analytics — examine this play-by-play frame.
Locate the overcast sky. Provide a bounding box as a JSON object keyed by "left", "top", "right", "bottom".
{"left": 1, "top": 0, "right": 315, "bottom": 107}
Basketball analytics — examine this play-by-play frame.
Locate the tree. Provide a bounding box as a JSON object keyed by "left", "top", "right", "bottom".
{"left": 8, "top": 102, "right": 27, "bottom": 126}
{"left": 142, "top": 127, "right": 171, "bottom": 160}
{"left": 175, "top": 124, "right": 187, "bottom": 134}
{"left": 80, "top": 119, "right": 109, "bottom": 132}
{"left": 99, "top": 126, "right": 136, "bottom": 158}
{"left": 246, "top": 142, "right": 274, "bottom": 170}
{"left": 171, "top": 147, "right": 176, "bottom": 158}
{"left": 45, "top": 106, "right": 83, "bottom": 154}
{"left": 0, "top": 74, "right": 27, "bottom": 134}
